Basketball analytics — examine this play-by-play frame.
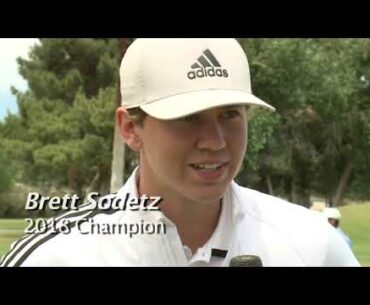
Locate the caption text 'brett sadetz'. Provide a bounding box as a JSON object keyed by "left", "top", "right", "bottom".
{"left": 25, "top": 192, "right": 162, "bottom": 211}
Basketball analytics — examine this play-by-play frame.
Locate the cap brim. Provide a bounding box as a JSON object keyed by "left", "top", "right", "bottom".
{"left": 140, "top": 89, "right": 275, "bottom": 120}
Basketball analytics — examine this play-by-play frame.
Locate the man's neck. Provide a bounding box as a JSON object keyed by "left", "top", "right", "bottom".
{"left": 160, "top": 197, "right": 222, "bottom": 254}
{"left": 136, "top": 170, "right": 222, "bottom": 254}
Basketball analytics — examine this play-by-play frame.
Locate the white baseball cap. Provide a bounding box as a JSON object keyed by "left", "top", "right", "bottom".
{"left": 119, "top": 38, "right": 275, "bottom": 120}
{"left": 323, "top": 208, "right": 342, "bottom": 220}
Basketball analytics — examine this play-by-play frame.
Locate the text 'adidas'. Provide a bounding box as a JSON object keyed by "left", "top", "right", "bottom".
{"left": 187, "top": 49, "right": 229, "bottom": 80}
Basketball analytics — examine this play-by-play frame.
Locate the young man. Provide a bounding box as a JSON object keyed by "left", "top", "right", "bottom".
{"left": 1, "top": 39, "right": 360, "bottom": 266}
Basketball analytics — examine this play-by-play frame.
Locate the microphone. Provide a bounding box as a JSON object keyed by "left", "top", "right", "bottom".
{"left": 229, "top": 255, "right": 263, "bottom": 267}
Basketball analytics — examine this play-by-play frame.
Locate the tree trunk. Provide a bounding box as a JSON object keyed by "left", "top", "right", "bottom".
{"left": 85, "top": 170, "right": 100, "bottom": 202}
{"left": 290, "top": 179, "right": 297, "bottom": 203}
{"left": 290, "top": 179, "right": 310, "bottom": 207}
{"left": 110, "top": 38, "right": 131, "bottom": 193}
{"left": 333, "top": 156, "right": 354, "bottom": 207}
{"left": 110, "top": 124, "right": 126, "bottom": 193}
{"left": 266, "top": 175, "right": 274, "bottom": 195}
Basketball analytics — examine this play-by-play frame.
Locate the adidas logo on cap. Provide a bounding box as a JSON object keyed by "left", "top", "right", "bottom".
{"left": 187, "top": 49, "right": 229, "bottom": 80}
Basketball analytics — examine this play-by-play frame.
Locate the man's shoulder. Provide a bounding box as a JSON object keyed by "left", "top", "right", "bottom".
{"left": 231, "top": 182, "right": 316, "bottom": 220}
{"left": 231, "top": 183, "right": 329, "bottom": 245}
{"left": 228, "top": 184, "right": 323, "bottom": 265}
{"left": 230, "top": 183, "right": 361, "bottom": 266}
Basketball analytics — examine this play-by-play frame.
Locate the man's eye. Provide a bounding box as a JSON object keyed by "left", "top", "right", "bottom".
{"left": 221, "top": 110, "right": 240, "bottom": 119}
{"left": 179, "top": 114, "right": 199, "bottom": 122}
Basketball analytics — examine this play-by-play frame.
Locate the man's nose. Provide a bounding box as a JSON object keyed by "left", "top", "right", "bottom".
{"left": 196, "top": 119, "right": 226, "bottom": 151}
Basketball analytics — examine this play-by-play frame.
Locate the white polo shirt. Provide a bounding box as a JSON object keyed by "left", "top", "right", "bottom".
{"left": 1, "top": 168, "right": 360, "bottom": 267}
{"left": 106, "top": 167, "right": 236, "bottom": 267}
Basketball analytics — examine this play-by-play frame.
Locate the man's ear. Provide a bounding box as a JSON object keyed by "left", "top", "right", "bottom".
{"left": 116, "top": 106, "right": 142, "bottom": 151}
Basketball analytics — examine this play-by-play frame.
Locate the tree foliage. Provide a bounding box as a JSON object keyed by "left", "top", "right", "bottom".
{"left": 2, "top": 39, "right": 119, "bottom": 197}
{"left": 236, "top": 39, "right": 370, "bottom": 205}
{"left": 1, "top": 38, "right": 370, "bottom": 207}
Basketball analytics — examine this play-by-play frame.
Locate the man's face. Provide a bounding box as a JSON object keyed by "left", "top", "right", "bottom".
{"left": 135, "top": 106, "right": 248, "bottom": 204}
{"left": 328, "top": 218, "right": 339, "bottom": 228}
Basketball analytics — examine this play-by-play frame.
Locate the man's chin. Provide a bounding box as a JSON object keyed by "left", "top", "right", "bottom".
{"left": 189, "top": 187, "right": 227, "bottom": 205}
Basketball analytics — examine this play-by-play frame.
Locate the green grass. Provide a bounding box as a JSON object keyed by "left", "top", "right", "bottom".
{"left": 338, "top": 203, "right": 370, "bottom": 266}
{"left": 0, "top": 203, "right": 369, "bottom": 266}
{"left": 0, "top": 219, "right": 27, "bottom": 259}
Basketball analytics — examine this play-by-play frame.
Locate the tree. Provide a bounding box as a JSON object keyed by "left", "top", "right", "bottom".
{"left": 238, "top": 39, "right": 370, "bottom": 206}
{"left": 6, "top": 39, "right": 119, "bottom": 197}
{"left": 0, "top": 146, "right": 15, "bottom": 193}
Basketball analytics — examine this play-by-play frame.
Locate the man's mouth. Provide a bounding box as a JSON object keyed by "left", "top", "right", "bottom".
{"left": 190, "top": 163, "right": 225, "bottom": 171}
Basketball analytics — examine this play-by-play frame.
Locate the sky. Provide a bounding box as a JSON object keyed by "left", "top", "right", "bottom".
{"left": 0, "top": 39, "right": 39, "bottom": 120}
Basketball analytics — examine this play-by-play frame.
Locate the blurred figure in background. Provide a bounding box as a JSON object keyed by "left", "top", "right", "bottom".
{"left": 323, "top": 207, "right": 353, "bottom": 248}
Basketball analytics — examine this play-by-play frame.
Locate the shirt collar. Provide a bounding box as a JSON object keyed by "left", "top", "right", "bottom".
{"left": 116, "top": 166, "right": 140, "bottom": 198}
{"left": 188, "top": 185, "right": 235, "bottom": 264}
{"left": 116, "top": 166, "right": 240, "bottom": 265}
